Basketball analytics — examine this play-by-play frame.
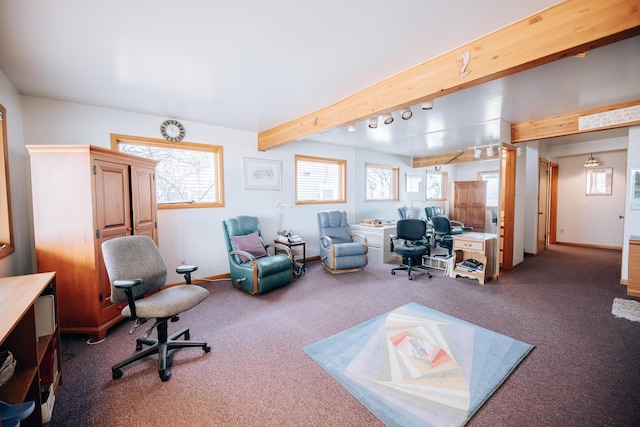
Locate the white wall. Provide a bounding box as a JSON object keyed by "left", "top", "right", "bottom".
{"left": 622, "top": 126, "right": 640, "bottom": 281}
{"left": 355, "top": 149, "right": 413, "bottom": 221}
{"left": 20, "top": 96, "right": 358, "bottom": 283}
{"left": 0, "top": 70, "right": 32, "bottom": 277}
{"left": 555, "top": 150, "right": 626, "bottom": 247}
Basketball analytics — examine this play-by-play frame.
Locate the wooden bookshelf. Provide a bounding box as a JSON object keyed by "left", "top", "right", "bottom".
{"left": 0, "top": 272, "right": 61, "bottom": 426}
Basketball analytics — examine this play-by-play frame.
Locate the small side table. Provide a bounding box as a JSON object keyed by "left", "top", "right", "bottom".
{"left": 275, "top": 239, "right": 306, "bottom": 268}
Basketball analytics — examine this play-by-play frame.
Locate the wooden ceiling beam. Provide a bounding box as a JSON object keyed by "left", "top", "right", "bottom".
{"left": 511, "top": 100, "right": 640, "bottom": 143}
{"left": 258, "top": 0, "right": 640, "bottom": 152}
{"left": 412, "top": 149, "right": 499, "bottom": 169}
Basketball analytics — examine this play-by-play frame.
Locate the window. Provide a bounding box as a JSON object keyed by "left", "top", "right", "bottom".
{"left": 365, "top": 163, "right": 399, "bottom": 201}
{"left": 295, "top": 154, "right": 346, "bottom": 204}
{"left": 0, "top": 104, "right": 14, "bottom": 260}
{"left": 426, "top": 171, "right": 447, "bottom": 200}
{"left": 478, "top": 170, "right": 499, "bottom": 206}
{"left": 111, "top": 134, "right": 224, "bottom": 208}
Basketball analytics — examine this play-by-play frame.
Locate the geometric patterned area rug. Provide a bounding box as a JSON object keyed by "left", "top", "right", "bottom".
{"left": 612, "top": 297, "right": 640, "bottom": 322}
{"left": 304, "top": 302, "right": 534, "bottom": 427}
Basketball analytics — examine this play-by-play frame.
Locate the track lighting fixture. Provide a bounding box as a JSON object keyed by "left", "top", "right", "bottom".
{"left": 584, "top": 153, "right": 599, "bottom": 168}
{"left": 382, "top": 113, "right": 394, "bottom": 125}
{"left": 401, "top": 108, "right": 413, "bottom": 120}
{"left": 421, "top": 101, "right": 434, "bottom": 110}
{"left": 474, "top": 148, "right": 482, "bottom": 159}
{"left": 486, "top": 145, "right": 494, "bottom": 157}
{"left": 347, "top": 124, "right": 357, "bottom": 132}
{"left": 368, "top": 117, "right": 378, "bottom": 129}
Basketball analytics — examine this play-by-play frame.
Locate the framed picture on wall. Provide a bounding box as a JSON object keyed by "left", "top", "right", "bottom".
{"left": 243, "top": 157, "right": 282, "bottom": 190}
{"left": 631, "top": 167, "right": 640, "bottom": 209}
{"left": 585, "top": 167, "right": 612, "bottom": 195}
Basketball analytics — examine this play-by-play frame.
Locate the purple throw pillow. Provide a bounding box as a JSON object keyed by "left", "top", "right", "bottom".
{"left": 231, "top": 231, "right": 267, "bottom": 262}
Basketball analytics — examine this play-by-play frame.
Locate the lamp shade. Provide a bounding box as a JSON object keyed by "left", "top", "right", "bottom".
{"left": 584, "top": 153, "right": 599, "bottom": 168}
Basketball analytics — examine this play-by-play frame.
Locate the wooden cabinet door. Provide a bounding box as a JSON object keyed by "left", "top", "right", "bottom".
{"left": 94, "top": 159, "right": 131, "bottom": 308}
{"left": 452, "top": 181, "right": 487, "bottom": 232}
{"left": 131, "top": 164, "right": 157, "bottom": 241}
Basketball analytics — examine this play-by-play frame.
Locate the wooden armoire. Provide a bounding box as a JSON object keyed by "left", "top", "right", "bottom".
{"left": 450, "top": 181, "right": 487, "bottom": 232}
{"left": 28, "top": 145, "right": 158, "bottom": 341}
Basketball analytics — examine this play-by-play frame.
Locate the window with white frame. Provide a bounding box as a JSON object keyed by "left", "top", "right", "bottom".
{"left": 111, "top": 134, "right": 224, "bottom": 208}
{"left": 295, "top": 154, "right": 346, "bottom": 204}
{"left": 365, "top": 163, "right": 399, "bottom": 201}
{"left": 426, "top": 171, "right": 447, "bottom": 200}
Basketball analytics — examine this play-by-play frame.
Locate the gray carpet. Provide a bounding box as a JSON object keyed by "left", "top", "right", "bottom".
{"left": 51, "top": 245, "right": 640, "bottom": 426}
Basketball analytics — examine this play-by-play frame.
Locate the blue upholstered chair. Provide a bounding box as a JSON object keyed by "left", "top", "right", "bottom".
{"left": 101, "top": 235, "right": 210, "bottom": 381}
{"left": 397, "top": 206, "right": 410, "bottom": 219}
{"left": 222, "top": 215, "right": 293, "bottom": 294}
{"left": 317, "top": 210, "right": 368, "bottom": 273}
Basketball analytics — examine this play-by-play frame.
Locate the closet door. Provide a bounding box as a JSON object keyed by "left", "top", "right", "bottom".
{"left": 452, "top": 181, "right": 487, "bottom": 232}
{"left": 94, "top": 159, "right": 131, "bottom": 310}
{"left": 131, "top": 163, "right": 157, "bottom": 241}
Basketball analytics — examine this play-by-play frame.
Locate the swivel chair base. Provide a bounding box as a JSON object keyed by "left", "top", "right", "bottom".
{"left": 391, "top": 256, "right": 432, "bottom": 280}
{"left": 112, "top": 317, "right": 210, "bottom": 382}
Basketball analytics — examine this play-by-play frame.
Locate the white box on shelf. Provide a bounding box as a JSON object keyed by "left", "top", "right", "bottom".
{"left": 41, "top": 383, "right": 56, "bottom": 423}
{"left": 35, "top": 295, "right": 55, "bottom": 337}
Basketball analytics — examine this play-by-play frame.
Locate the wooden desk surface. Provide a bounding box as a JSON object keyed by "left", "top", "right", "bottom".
{"left": 0, "top": 272, "right": 56, "bottom": 342}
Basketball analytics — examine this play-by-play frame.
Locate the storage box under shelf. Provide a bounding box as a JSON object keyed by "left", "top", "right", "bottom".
{"left": 422, "top": 256, "right": 448, "bottom": 270}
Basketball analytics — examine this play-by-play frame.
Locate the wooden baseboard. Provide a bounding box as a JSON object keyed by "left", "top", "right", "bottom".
{"left": 554, "top": 242, "right": 622, "bottom": 251}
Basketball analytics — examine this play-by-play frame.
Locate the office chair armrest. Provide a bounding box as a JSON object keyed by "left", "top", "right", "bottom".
{"left": 265, "top": 242, "right": 293, "bottom": 257}
{"left": 113, "top": 278, "right": 143, "bottom": 319}
{"left": 176, "top": 265, "right": 198, "bottom": 284}
{"left": 449, "top": 220, "right": 465, "bottom": 227}
{"left": 389, "top": 234, "right": 397, "bottom": 251}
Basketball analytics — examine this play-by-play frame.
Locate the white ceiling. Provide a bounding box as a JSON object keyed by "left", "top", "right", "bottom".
{"left": 0, "top": 0, "right": 638, "bottom": 158}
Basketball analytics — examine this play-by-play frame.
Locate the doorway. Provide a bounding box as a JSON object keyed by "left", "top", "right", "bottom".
{"left": 537, "top": 158, "right": 549, "bottom": 254}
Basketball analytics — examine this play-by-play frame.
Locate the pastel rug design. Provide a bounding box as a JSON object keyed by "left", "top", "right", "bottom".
{"left": 304, "top": 302, "right": 533, "bottom": 427}
{"left": 612, "top": 297, "right": 640, "bottom": 322}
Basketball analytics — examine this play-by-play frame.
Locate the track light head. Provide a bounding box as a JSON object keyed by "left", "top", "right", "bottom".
{"left": 486, "top": 145, "right": 494, "bottom": 157}
{"left": 421, "top": 101, "right": 434, "bottom": 110}
{"left": 401, "top": 108, "right": 413, "bottom": 120}
{"left": 382, "top": 113, "right": 394, "bottom": 125}
{"left": 347, "top": 124, "right": 357, "bottom": 132}
{"left": 368, "top": 117, "right": 378, "bottom": 129}
{"left": 474, "top": 148, "right": 482, "bottom": 159}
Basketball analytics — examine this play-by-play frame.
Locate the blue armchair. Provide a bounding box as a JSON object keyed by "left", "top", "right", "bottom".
{"left": 222, "top": 216, "right": 293, "bottom": 294}
{"left": 317, "top": 210, "right": 368, "bottom": 273}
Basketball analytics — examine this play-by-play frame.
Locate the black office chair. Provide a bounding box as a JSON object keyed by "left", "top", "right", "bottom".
{"left": 390, "top": 219, "right": 432, "bottom": 280}
{"left": 425, "top": 206, "right": 470, "bottom": 233}
{"left": 102, "top": 235, "right": 211, "bottom": 381}
{"left": 431, "top": 215, "right": 458, "bottom": 257}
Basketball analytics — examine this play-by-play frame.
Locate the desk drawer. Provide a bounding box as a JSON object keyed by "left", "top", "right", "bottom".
{"left": 454, "top": 239, "right": 484, "bottom": 252}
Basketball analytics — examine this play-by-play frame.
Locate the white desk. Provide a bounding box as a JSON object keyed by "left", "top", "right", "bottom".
{"left": 350, "top": 224, "right": 397, "bottom": 263}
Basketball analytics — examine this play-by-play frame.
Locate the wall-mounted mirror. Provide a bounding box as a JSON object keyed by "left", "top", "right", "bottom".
{"left": 0, "top": 103, "right": 14, "bottom": 260}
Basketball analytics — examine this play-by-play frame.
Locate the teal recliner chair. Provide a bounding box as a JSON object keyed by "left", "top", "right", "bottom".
{"left": 222, "top": 216, "right": 293, "bottom": 294}
{"left": 317, "top": 210, "right": 368, "bottom": 273}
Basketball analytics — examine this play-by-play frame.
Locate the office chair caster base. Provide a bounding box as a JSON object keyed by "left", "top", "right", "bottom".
{"left": 112, "top": 368, "right": 123, "bottom": 380}
{"left": 203, "top": 344, "right": 211, "bottom": 353}
{"left": 160, "top": 369, "right": 171, "bottom": 382}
